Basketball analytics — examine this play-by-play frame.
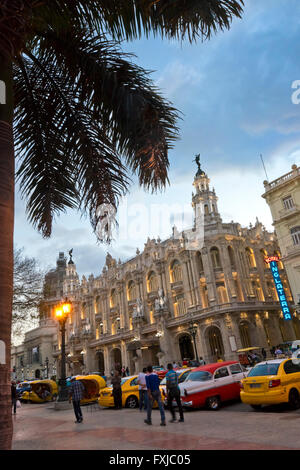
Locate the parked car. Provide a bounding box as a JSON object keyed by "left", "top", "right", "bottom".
{"left": 240, "top": 358, "right": 300, "bottom": 410}
{"left": 179, "top": 361, "right": 247, "bottom": 410}
{"left": 99, "top": 375, "right": 140, "bottom": 408}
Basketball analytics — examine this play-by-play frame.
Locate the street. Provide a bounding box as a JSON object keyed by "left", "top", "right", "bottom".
{"left": 12, "top": 400, "right": 300, "bottom": 450}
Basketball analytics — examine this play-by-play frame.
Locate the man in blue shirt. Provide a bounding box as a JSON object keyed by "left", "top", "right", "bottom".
{"left": 144, "top": 365, "right": 166, "bottom": 426}
{"left": 165, "top": 363, "right": 184, "bottom": 423}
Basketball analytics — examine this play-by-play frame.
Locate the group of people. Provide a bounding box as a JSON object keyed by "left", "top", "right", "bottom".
{"left": 137, "top": 364, "right": 184, "bottom": 426}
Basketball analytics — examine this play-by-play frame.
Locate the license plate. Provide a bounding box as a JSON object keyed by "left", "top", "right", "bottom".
{"left": 250, "top": 383, "right": 261, "bottom": 388}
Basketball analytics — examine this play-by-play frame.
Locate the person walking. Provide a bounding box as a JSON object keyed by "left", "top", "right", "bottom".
{"left": 144, "top": 365, "right": 166, "bottom": 426}
{"left": 125, "top": 366, "right": 130, "bottom": 376}
{"left": 68, "top": 377, "right": 85, "bottom": 423}
{"left": 111, "top": 370, "right": 122, "bottom": 409}
{"left": 165, "top": 363, "right": 184, "bottom": 423}
{"left": 137, "top": 367, "right": 148, "bottom": 412}
{"left": 11, "top": 381, "right": 17, "bottom": 415}
{"left": 261, "top": 348, "right": 267, "bottom": 361}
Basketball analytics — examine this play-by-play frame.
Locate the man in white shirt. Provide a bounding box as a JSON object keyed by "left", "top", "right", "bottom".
{"left": 137, "top": 367, "right": 148, "bottom": 411}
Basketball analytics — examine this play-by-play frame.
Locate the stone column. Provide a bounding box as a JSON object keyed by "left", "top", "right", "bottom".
{"left": 201, "top": 247, "right": 217, "bottom": 305}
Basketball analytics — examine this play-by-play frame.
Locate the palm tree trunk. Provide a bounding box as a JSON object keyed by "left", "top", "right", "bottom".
{"left": 0, "top": 57, "right": 14, "bottom": 450}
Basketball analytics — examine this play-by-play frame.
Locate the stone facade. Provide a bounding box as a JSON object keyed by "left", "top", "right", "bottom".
{"left": 262, "top": 164, "right": 300, "bottom": 307}
{"left": 13, "top": 165, "right": 300, "bottom": 380}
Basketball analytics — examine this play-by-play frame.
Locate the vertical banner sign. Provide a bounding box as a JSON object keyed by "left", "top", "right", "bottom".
{"left": 265, "top": 256, "right": 292, "bottom": 320}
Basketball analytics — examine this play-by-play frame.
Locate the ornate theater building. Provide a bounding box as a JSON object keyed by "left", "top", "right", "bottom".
{"left": 37, "top": 163, "right": 299, "bottom": 379}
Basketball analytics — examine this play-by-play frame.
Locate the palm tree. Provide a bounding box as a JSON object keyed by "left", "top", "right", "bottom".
{"left": 0, "top": 0, "right": 244, "bottom": 449}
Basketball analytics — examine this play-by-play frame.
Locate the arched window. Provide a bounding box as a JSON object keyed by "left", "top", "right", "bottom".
{"left": 95, "top": 296, "right": 101, "bottom": 314}
{"left": 208, "top": 327, "right": 224, "bottom": 358}
{"left": 228, "top": 246, "right": 236, "bottom": 269}
{"left": 147, "top": 272, "right": 158, "bottom": 293}
{"left": 216, "top": 283, "right": 229, "bottom": 304}
{"left": 210, "top": 247, "right": 221, "bottom": 269}
{"left": 127, "top": 281, "right": 136, "bottom": 301}
{"left": 246, "top": 247, "right": 256, "bottom": 268}
{"left": 291, "top": 226, "right": 300, "bottom": 245}
{"left": 196, "top": 252, "right": 204, "bottom": 275}
{"left": 252, "top": 279, "right": 264, "bottom": 301}
{"left": 170, "top": 260, "right": 183, "bottom": 283}
{"left": 174, "top": 295, "right": 186, "bottom": 317}
{"left": 204, "top": 204, "right": 209, "bottom": 215}
{"left": 267, "top": 281, "right": 278, "bottom": 301}
{"left": 110, "top": 289, "right": 117, "bottom": 308}
{"left": 275, "top": 251, "right": 284, "bottom": 270}
{"left": 239, "top": 322, "right": 251, "bottom": 348}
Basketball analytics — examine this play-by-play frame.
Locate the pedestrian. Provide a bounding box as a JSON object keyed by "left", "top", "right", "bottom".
{"left": 275, "top": 346, "right": 283, "bottom": 357}
{"left": 217, "top": 356, "right": 224, "bottom": 363}
{"left": 144, "top": 365, "right": 166, "bottom": 426}
{"left": 111, "top": 370, "right": 122, "bottom": 409}
{"left": 137, "top": 367, "right": 148, "bottom": 412}
{"left": 125, "top": 366, "right": 130, "bottom": 376}
{"left": 165, "top": 363, "right": 184, "bottom": 423}
{"left": 68, "top": 377, "right": 85, "bottom": 423}
{"left": 121, "top": 366, "right": 126, "bottom": 377}
{"left": 261, "top": 348, "right": 267, "bottom": 360}
{"left": 199, "top": 356, "right": 205, "bottom": 365}
{"left": 172, "top": 361, "right": 178, "bottom": 369}
{"left": 11, "top": 381, "right": 17, "bottom": 415}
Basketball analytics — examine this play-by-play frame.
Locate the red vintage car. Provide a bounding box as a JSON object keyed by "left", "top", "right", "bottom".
{"left": 179, "top": 361, "right": 247, "bottom": 410}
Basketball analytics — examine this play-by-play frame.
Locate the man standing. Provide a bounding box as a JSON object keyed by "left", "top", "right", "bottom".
{"left": 111, "top": 370, "right": 122, "bottom": 409}
{"left": 165, "top": 363, "right": 184, "bottom": 423}
{"left": 144, "top": 365, "right": 166, "bottom": 426}
{"left": 68, "top": 377, "right": 85, "bottom": 423}
{"left": 11, "top": 381, "right": 17, "bottom": 415}
{"left": 137, "top": 367, "right": 147, "bottom": 412}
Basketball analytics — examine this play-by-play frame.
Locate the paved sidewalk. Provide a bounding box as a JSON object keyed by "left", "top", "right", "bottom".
{"left": 12, "top": 402, "right": 300, "bottom": 450}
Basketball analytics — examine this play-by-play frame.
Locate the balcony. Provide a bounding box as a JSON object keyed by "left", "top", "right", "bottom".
{"left": 277, "top": 204, "right": 300, "bottom": 222}
{"left": 263, "top": 165, "right": 300, "bottom": 194}
{"left": 286, "top": 244, "right": 300, "bottom": 258}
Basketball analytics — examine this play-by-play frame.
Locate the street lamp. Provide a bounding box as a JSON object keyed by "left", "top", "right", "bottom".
{"left": 188, "top": 321, "right": 199, "bottom": 363}
{"left": 55, "top": 300, "right": 72, "bottom": 401}
{"left": 45, "top": 357, "right": 49, "bottom": 379}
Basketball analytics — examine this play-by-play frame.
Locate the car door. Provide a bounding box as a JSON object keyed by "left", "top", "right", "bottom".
{"left": 213, "top": 366, "right": 232, "bottom": 401}
{"left": 228, "top": 363, "right": 247, "bottom": 396}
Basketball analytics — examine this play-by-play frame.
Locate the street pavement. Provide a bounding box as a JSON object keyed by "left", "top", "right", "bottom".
{"left": 12, "top": 400, "right": 300, "bottom": 450}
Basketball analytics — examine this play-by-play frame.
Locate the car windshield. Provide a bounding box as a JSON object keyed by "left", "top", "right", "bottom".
{"left": 186, "top": 371, "right": 212, "bottom": 382}
{"left": 248, "top": 363, "right": 280, "bottom": 377}
{"left": 121, "top": 378, "right": 129, "bottom": 386}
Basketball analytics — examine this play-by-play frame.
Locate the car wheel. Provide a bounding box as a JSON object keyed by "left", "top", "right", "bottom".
{"left": 288, "top": 389, "right": 300, "bottom": 410}
{"left": 250, "top": 405, "right": 262, "bottom": 411}
{"left": 126, "top": 395, "right": 138, "bottom": 409}
{"left": 207, "top": 396, "right": 221, "bottom": 410}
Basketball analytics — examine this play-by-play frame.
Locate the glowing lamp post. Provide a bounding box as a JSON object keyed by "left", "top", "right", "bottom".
{"left": 188, "top": 321, "right": 199, "bottom": 363}
{"left": 55, "top": 301, "right": 72, "bottom": 401}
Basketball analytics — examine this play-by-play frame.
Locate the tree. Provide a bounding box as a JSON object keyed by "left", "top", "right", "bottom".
{"left": 0, "top": 0, "right": 244, "bottom": 449}
{"left": 12, "top": 248, "right": 44, "bottom": 344}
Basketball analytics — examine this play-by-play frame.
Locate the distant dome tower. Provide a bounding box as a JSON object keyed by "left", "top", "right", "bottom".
{"left": 191, "top": 154, "right": 222, "bottom": 227}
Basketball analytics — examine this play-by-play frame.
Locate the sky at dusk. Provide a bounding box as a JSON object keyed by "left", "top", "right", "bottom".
{"left": 14, "top": 0, "right": 300, "bottom": 281}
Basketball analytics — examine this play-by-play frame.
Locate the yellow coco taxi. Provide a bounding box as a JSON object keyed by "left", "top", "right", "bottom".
{"left": 21, "top": 379, "right": 58, "bottom": 403}
{"left": 240, "top": 359, "right": 300, "bottom": 410}
{"left": 99, "top": 375, "right": 141, "bottom": 408}
{"left": 75, "top": 375, "right": 106, "bottom": 404}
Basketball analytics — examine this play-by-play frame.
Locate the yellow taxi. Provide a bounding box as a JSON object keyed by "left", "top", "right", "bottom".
{"left": 99, "top": 375, "right": 140, "bottom": 408}
{"left": 240, "top": 358, "right": 300, "bottom": 410}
